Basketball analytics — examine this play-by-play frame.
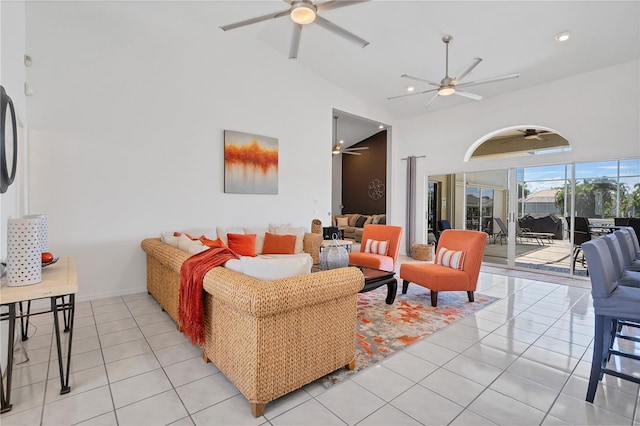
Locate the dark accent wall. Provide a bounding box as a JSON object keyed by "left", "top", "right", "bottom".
{"left": 342, "top": 131, "right": 387, "bottom": 214}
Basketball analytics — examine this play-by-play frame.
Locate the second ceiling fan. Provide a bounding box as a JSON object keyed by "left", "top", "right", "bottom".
{"left": 220, "top": 0, "right": 370, "bottom": 59}
{"left": 389, "top": 35, "right": 520, "bottom": 108}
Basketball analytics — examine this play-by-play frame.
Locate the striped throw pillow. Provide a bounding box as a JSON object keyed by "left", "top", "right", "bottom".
{"left": 436, "top": 247, "right": 465, "bottom": 270}
{"left": 364, "top": 239, "right": 389, "bottom": 256}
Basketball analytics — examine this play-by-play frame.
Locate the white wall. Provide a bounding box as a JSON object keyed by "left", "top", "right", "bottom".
{"left": 24, "top": 1, "right": 393, "bottom": 301}
{"left": 392, "top": 60, "right": 640, "bottom": 246}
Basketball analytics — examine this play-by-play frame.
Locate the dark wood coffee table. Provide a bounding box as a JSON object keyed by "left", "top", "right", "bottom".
{"left": 358, "top": 266, "right": 397, "bottom": 304}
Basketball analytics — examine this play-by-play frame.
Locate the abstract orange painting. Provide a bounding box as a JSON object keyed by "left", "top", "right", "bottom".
{"left": 224, "top": 130, "right": 278, "bottom": 194}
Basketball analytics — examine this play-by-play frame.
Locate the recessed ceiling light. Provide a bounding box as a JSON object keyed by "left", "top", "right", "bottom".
{"left": 555, "top": 31, "right": 571, "bottom": 42}
{"left": 339, "top": 140, "right": 344, "bottom": 144}
{"left": 406, "top": 85, "right": 415, "bottom": 92}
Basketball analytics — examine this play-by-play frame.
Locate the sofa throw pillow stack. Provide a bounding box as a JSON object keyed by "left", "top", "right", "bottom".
{"left": 436, "top": 247, "right": 465, "bottom": 270}
{"left": 364, "top": 239, "right": 389, "bottom": 256}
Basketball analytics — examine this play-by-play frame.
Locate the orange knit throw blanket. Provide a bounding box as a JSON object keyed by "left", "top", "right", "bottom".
{"left": 179, "top": 247, "right": 238, "bottom": 345}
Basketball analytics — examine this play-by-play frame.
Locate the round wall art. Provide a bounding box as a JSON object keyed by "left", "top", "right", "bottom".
{"left": 368, "top": 179, "right": 385, "bottom": 200}
{"left": 1, "top": 85, "right": 18, "bottom": 194}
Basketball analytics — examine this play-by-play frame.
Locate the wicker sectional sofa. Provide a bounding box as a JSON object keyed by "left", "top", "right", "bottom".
{"left": 140, "top": 237, "right": 364, "bottom": 417}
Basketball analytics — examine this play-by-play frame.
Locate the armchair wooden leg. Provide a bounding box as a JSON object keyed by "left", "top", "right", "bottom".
{"left": 250, "top": 402, "right": 266, "bottom": 418}
{"left": 467, "top": 291, "right": 474, "bottom": 302}
{"left": 430, "top": 290, "right": 438, "bottom": 307}
{"left": 202, "top": 350, "right": 210, "bottom": 363}
{"left": 347, "top": 359, "right": 356, "bottom": 370}
{"left": 402, "top": 280, "right": 410, "bottom": 294}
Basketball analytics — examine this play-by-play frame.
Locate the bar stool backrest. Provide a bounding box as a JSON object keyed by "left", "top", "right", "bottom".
{"left": 614, "top": 229, "right": 637, "bottom": 267}
{"left": 603, "top": 234, "right": 626, "bottom": 277}
{"left": 582, "top": 237, "right": 619, "bottom": 299}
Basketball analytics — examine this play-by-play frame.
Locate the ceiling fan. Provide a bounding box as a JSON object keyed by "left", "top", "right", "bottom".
{"left": 520, "top": 129, "right": 553, "bottom": 141}
{"left": 388, "top": 35, "right": 520, "bottom": 108}
{"left": 220, "top": 0, "right": 370, "bottom": 59}
{"left": 332, "top": 116, "right": 369, "bottom": 156}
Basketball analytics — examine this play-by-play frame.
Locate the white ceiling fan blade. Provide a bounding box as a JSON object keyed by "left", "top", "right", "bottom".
{"left": 220, "top": 10, "right": 291, "bottom": 31}
{"left": 401, "top": 74, "right": 440, "bottom": 86}
{"left": 314, "top": 15, "right": 369, "bottom": 48}
{"left": 454, "top": 58, "right": 482, "bottom": 82}
{"left": 456, "top": 73, "right": 520, "bottom": 88}
{"left": 344, "top": 147, "right": 369, "bottom": 151}
{"left": 387, "top": 87, "right": 438, "bottom": 100}
{"left": 342, "top": 151, "right": 362, "bottom": 155}
{"left": 425, "top": 93, "right": 440, "bottom": 108}
{"left": 289, "top": 23, "right": 302, "bottom": 59}
{"left": 316, "top": 0, "right": 369, "bottom": 12}
{"left": 454, "top": 90, "right": 483, "bottom": 101}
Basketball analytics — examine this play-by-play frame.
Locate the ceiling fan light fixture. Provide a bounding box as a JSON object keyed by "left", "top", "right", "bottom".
{"left": 332, "top": 146, "right": 341, "bottom": 154}
{"left": 438, "top": 86, "right": 455, "bottom": 96}
{"left": 290, "top": 2, "right": 317, "bottom": 25}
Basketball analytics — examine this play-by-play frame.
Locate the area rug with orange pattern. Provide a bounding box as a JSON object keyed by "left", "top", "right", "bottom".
{"left": 318, "top": 285, "right": 499, "bottom": 387}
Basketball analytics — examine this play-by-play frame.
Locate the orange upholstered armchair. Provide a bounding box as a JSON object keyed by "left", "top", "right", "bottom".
{"left": 399, "top": 229, "right": 487, "bottom": 307}
{"left": 348, "top": 224, "right": 403, "bottom": 272}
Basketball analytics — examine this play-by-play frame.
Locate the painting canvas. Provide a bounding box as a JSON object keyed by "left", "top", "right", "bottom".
{"left": 224, "top": 130, "right": 278, "bottom": 194}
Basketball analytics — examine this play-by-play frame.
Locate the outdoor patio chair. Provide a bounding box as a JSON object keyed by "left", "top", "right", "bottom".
{"left": 399, "top": 229, "right": 487, "bottom": 307}
{"left": 493, "top": 217, "right": 509, "bottom": 245}
{"left": 581, "top": 237, "right": 640, "bottom": 403}
{"left": 566, "top": 216, "right": 592, "bottom": 272}
{"left": 436, "top": 220, "right": 451, "bottom": 244}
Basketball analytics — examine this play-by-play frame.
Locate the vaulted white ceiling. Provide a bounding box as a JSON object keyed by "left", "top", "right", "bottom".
{"left": 216, "top": 1, "right": 640, "bottom": 122}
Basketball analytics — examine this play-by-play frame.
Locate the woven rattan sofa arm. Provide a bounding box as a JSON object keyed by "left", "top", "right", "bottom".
{"left": 203, "top": 267, "right": 364, "bottom": 318}
{"left": 141, "top": 238, "right": 190, "bottom": 271}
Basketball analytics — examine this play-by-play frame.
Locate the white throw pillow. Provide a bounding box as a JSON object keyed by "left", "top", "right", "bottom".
{"left": 244, "top": 227, "right": 268, "bottom": 254}
{"left": 177, "top": 233, "right": 207, "bottom": 253}
{"left": 270, "top": 226, "right": 305, "bottom": 253}
{"left": 160, "top": 232, "right": 180, "bottom": 248}
{"left": 436, "top": 247, "right": 466, "bottom": 270}
{"left": 215, "top": 227, "right": 245, "bottom": 246}
{"left": 182, "top": 227, "right": 217, "bottom": 239}
{"left": 364, "top": 239, "right": 389, "bottom": 256}
{"left": 240, "top": 254, "right": 312, "bottom": 280}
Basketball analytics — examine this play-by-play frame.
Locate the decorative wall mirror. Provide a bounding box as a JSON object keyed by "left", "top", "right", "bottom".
{"left": 1, "top": 85, "right": 18, "bottom": 194}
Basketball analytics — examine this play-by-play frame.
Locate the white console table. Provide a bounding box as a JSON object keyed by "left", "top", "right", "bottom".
{"left": 0, "top": 257, "right": 77, "bottom": 413}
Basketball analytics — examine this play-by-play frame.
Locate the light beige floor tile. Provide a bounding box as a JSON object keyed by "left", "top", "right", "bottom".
{"left": 192, "top": 394, "right": 264, "bottom": 426}
{"left": 115, "top": 390, "right": 188, "bottom": 426}
{"left": 457, "top": 315, "right": 503, "bottom": 332}
{"left": 270, "top": 398, "right": 344, "bottom": 426}
{"left": 96, "top": 318, "right": 138, "bottom": 335}
{"left": 0, "top": 405, "right": 44, "bottom": 426}
{"left": 110, "top": 368, "right": 172, "bottom": 408}
{"left": 449, "top": 409, "right": 498, "bottom": 425}
{"left": 11, "top": 361, "right": 49, "bottom": 388}
{"left": 506, "top": 358, "right": 570, "bottom": 391}
{"left": 44, "top": 365, "right": 108, "bottom": 403}
{"left": 425, "top": 331, "right": 477, "bottom": 353}
{"left": 93, "top": 310, "right": 133, "bottom": 325}
{"left": 98, "top": 327, "right": 144, "bottom": 348}
{"left": 358, "top": 404, "right": 422, "bottom": 426}
{"left": 92, "top": 303, "right": 128, "bottom": 317}
{"left": 316, "top": 380, "right": 385, "bottom": 425}
{"left": 515, "top": 310, "right": 558, "bottom": 326}
{"left": 489, "top": 371, "right": 559, "bottom": 412}
{"left": 124, "top": 297, "right": 160, "bottom": 309}
{"left": 468, "top": 388, "right": 546, "bottom": 425}
{"left": 147, "top": 329, "right": 190, "bottom": 351}
{"left": 390, "top": 383, "right": 464, "bottom": 425}
{"left": 42, "top": 385, "right": 113, "bottom": 425}
{"left": 352, "top": 364, "right": 414, "bottom": 402}
{"left": 163, "top": 357, "right": 220, "bottom": 387}
{"left": 540, "top": 414, "right": 572, "bottom": 425}
{"left": 533, "top": 335, "right": 590, "bottom": 359}
{"left": 441, "top": 323, "right": 490, "bottom": 342}
{"left": 493, "top": 324, "right": 541, "bottom": 344}
{"left": 549, "top": 393, "right": 633, "bottom": 425}
{"left": 175, "top": 372, "right": 239, "bottom": 414}
{"left": 22, "top": 333, "right": 54, "bottom": 351}
{"left": 106, "top": 352, "right": 160, "bottom": 383}
{"left": 405, "top": 339, "right": 458, "bottom": 366}
{"left": 101, "top": 338, "right": 152, "bottom": 364}
{"left": 75, "top": 410, "right": 118, "bottom": 425}
{"left": 169, "top": 416, "right": 195, "bottom": 426}
{"left": 479, "top": 333, "right": 530, "bottom": 356}
{"left": 562, "top": 375, "right": 636, "bottom": 420}
{"left": 462, "top": 342, "right": 518, "bottom": 370}
{"left": 520, "top": 345, "right": 579, "bottom": 374}
{"left": 47, "top": 349, "right": 104, "bottom": 380}
{"left": 133, "top": 310, "right": 176, "bottom": 327}
{"left": 443, "top": 354, "right": 503, "bottom": 386}
{"left": 140, "top": 319, "right": 179, "bottom": 337}
{"left": 420, "top": 368, "right": 486, "bottom": 406}
{"left": 122, "top": 292, "right": 155, "bottom": 302}
{"left": 508, "top": 316, "right": 551, "bottom": 334}
{"left": 0, "top": 381, "right": 46, "bottom": 416}
{"left": 154, "top": 341, "right": 201, "bottom": 367}
{"left": 91, "top": 296, "right": 124, "bottom": 308}
{"left": 129, "top": 303, "right": 163, "bottom": 317}
{"left": 380, "top": 351, "right": 438, "bottom": 382}
{"left": 262, "top": 388, "right": 312, "bottom": 420}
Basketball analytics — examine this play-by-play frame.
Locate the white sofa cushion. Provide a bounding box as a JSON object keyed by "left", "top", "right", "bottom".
{"left": 216, "top": 227, "right": 245, "bottom": 246}
{"left": 224, "top": 253, "right": 312, "bottom": 280}
{"left": 244, "top": 227, "right": 268, "bottom": 254}
{"left": 177, "top": 233, "right": 208, "bottom": 254}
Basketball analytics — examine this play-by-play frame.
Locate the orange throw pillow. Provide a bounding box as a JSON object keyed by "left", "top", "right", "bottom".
{"left": 227, "top": 233, "right": 257, "bottom": 257}
{"left": 200, "top": 236, "right": 226, "bottom": 248}
{"left": 262, "top": 232, "right": 296, "bottom": 255}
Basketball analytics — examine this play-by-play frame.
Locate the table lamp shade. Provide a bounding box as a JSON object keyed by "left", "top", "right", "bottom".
{"left": 6, "top": 218, "right": 42, "bottom": 286}
{"left": 24, "top": 214, "right": 48, "bottom": 252}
